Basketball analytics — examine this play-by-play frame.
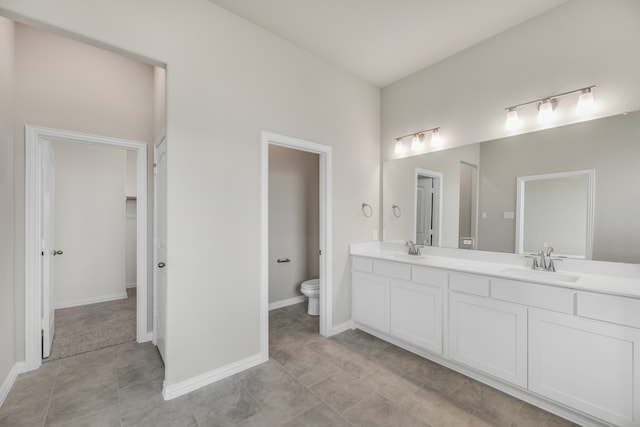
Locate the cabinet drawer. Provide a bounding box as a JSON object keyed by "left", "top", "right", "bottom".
{"left": 412, "top": 266, "right": 448, "bottom": 287}
{"left": 491, "top": 279, "right": 574, "bottom": 314}
{"left": 449, "top": 273, "right": 490, "bottom": 296}
{"left": 373, "top": 260, "right": 411, "bottom": 280}
{"left": 352, "top": 257, "right": 373, "bottom": 273}
{"left": 577, "top": 293, "right": 640, "bottom": 329}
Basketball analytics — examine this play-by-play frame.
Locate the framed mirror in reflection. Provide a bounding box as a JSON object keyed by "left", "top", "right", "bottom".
{"left": 515, "top": 169, "right": 595, "bottom": 259}
{"left": 382, "top": 110, "right": 640, "bottom": 264}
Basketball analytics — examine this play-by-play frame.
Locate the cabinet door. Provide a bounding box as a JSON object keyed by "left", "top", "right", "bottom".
{"left": 390, "top": 280, "right": 443, "bottom": 354}
{"left": 352, "top": 272, "right": 389, "bottom": 332}
{"left": 529, "top": 308, "right": 640, "bottom": 427}
{"left": 449, "top": 292, "right": 527, "bottom": 387}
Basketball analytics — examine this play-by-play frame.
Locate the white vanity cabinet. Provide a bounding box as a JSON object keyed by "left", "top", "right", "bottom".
{"left": 529, "top": 302, "right": 640, "bottom": 427}
{"left": 352, "top": 271, "right": 389, "bottom": 332}
{"left": 351, "top": 254, "right": 640, "bottom": 426}
{"left": 389, "top": 268, "right": 445, "bottom": 354}
{"left": 351, "top": 258, "right": 445, "bottom": 354}
{"left": 449, "top": 291, "right": 527, "bottom": 388}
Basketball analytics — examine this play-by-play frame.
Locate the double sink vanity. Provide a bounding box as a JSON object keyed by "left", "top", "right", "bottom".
{"left": 350, "top": 242, "right": 640, "bottom": 427}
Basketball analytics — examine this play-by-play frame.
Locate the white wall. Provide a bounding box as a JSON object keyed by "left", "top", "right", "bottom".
{"left": 52, "top": 142, "right": 127, "bottom": 305}
{"left": 0, "top": 0, "right": 380, "bottom": 387}
{"left": 9, "top": 22, "right": 155, "bottom": 359}
{"left": 0, "top": 15, "right": 15, "bottom": 395}
{"left": 381, "top": 0, "right": 640, "bottom": 162}
{"left": 268, "top": 145, "right": 319, "bottom": 304}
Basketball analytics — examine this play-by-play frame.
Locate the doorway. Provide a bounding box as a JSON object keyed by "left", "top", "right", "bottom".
{"left": 260, "top": 132, "right": 333, "bottom": 361}
{"left": 24, "top": 125, "right": 149, "bottom": 371}
{"left": 414, "top": 168, "right": 442, "bottom": 247}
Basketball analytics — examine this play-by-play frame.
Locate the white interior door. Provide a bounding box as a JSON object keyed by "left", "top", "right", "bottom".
{"left": 41, "top": 141, "right": 56, "bottom": 358}
{"left": 154, "top": 135, "right": 167, "bottom": 362}
{"left": 416, "top": 176, "right": 434, "bottom": 246}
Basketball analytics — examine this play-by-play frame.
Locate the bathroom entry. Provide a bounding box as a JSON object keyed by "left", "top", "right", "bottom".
{"left": 268, "top": 145, "right": 320, "bottom": 319}
{"left": 415, "top": 168, "right": 442, "bottom": 247}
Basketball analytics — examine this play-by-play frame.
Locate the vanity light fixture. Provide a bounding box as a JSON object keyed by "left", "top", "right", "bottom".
{"left": 430, "top": 128, "right": 443, "bottom": 147}
{"left": 410, "top": 133, "right": 427, "bottom": 151}
{"left": 504, "top": 85, "right": 595, "bottom": 130}
{"left": 537, "top": 98, "right": 557, "bottom": 124}
{"left": 505, "top": 108, "right": 522, "bottom": 130}
{"left": 394, "top": 138, "right": 407, "bottom": 155}
{"left": 576, "top": 87, "right": 595, "bottom": 115}
{"left": 394, "top": 127, "right": 442, "bottom": 155}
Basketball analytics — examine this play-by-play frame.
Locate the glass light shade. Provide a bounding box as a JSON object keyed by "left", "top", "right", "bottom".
{"left": 505, "top": 109, "right": 522, "bottom": 130}
{"left": 394, "top": 139, "right": 406, "bottom": 155}
{"left": 538, "top": 99, "right": 555, "bottom": 123}
{"left": 576, "top": 90, "right": 595, "bottom": 115}
{"left": 410, "top": 133, "right": 426, "bottom": 151}
{"left": 431, "top": 129, "right": 443, "bottom": 147}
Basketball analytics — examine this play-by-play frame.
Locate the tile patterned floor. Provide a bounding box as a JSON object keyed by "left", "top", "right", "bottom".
{"left": 0, "top": 302, "right": 580, "bottom": 426}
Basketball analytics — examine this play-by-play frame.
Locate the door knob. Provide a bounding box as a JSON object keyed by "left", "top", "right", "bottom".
{"left": 158, "top": 262, "right": 166, "bottom": 268}
{"left": 52, "top": 250, "right": 64, "bottom": 256}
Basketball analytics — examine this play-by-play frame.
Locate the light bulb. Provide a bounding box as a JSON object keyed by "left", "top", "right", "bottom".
{"left": 576, "top": 88, "right": 595, "bottom": 115}
{"left": 505, "top": 109, "right": 522, "bottom": 131}
{"left": 431, "top": 129, "right": 443, "bottom": 147}
{"left": 394, "top": 139, "right": 406, "bottom": 155}
{"left": 538, "top": 99, "right": 555, "bottom": 124}
{"left": 410, "top": 133, "right": 426, "bottom": 151}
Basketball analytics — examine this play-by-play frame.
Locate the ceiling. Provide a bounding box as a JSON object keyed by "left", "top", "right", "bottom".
{"left": 208, "top": 0, "right": 569, "bottom": 87}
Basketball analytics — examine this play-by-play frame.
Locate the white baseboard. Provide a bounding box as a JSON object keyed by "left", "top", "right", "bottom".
{"left": 162, "top": 352, "right": 264, "bottom": 401}
{"left": 0, "top": 362, "right": 26, "bottom": 408}
{"left": 269, "top": 295, "right": 306, "bottom": 311}
{"left": 126, "top": 282, "right": 137, "bottom": 289}
{"left": 54, "top": 292, "right": 128, "bottom": 309}
{"left": 328, "top": 320, "right": 353, "bottom": 336}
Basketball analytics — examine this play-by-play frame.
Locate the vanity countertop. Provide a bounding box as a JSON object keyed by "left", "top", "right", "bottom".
{"left": 350, "top": 243, "right": 640, "bottom": 299}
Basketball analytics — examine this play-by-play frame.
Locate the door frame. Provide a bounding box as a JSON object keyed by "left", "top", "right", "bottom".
{"left": 414, "top": 168, "right": 443, "bottom": 247}
{"left": 24, "top": 125, "right": 149, "bottom": 371}
{"left": 260, "top": 131, "right": 332, "bottom": 361}
{"left": 152, "top": 129, "right": 166, "bottom": 353}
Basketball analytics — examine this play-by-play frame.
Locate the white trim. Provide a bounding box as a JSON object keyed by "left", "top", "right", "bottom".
{"left": 162, "top": 352, "right": 263, "bottom": 401}
{"left": 260, "top": 131, "right": 333, "bottom": 363}
{"left": 0, "top": 362, "right": 26, "bottom": 408}
{"left": 329, "top": 320, "right": 354, "bottom": 336}
{"left": 515, "top": 169, "right": 595, "bottom": 259}
{"left": 54, "top": 292, "right": 128, "bottom": 309}
{"left": 269, "top": 295, "right": 306, "bottom": 311}
{"left": 24, "top": 125, "right": 149, "bottom": 372}
{"left": 126, "top": 282, "right": 137, "bottom": 289}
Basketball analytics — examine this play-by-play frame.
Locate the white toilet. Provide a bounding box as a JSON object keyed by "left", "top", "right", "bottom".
{"left": 300, "top": 278, "right": 320, "bottom": 316}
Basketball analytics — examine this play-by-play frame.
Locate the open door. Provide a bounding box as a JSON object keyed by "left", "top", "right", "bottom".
{"left": 154, "top": 134, "right": 167, "bottom": 362}
{"left": 41, "top": 141, "right": 57, "bottom": 358}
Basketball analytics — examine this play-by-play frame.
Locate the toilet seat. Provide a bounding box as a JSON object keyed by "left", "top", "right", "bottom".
{"left": 301, "top": 280, "right": 319, "bottom": 291}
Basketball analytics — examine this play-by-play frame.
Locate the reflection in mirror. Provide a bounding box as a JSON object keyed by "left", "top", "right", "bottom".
{"left": 415, "top": 169, "right": 442, "bottom": 247}
{"left": 515, "top": 170, "right": 594, "bottom": 259}
{"left": 459, "top": 162, "right": 478, "bottom": 249}
{"left": 382, "top": 111, "right": 640, "bottom": 263}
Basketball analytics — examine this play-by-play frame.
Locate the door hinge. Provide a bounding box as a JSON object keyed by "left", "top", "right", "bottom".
{"left": 153, "top": 163, "right": 158, "bottom": 176}
{"left": 319, "top": 249, "right": 322, "bottom": 256}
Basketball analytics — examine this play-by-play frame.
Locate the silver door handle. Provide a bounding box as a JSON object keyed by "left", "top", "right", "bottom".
{"left": 158, "top": 262, "right": 166, "bottom": 268}
{"left": 52, "top": 250, "right": 63, "bottom": 256}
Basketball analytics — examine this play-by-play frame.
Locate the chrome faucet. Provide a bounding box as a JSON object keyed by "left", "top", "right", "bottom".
{"left": 527, "top": 246, "right": 561, "bottom": 272}
{"left": 406, "top": 241, "right": 421, "bottom": 256}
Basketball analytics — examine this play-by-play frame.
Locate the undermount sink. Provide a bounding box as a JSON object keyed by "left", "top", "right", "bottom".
{"left": 500, "top": 267, "right": 580, "bottom": 283}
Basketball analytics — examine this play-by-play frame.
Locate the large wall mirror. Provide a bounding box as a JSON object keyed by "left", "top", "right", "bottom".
{"left": 382, "top": 110, "right": 640, "bottom": 264}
